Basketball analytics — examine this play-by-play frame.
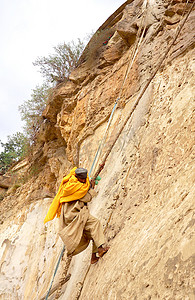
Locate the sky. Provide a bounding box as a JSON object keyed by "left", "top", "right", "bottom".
{"left": 0, "top": 0, "right": 125, "bottom": 148}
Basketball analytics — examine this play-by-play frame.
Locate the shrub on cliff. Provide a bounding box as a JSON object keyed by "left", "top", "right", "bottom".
{"left": 19, "top": 83, "right": 51, "bottom": 141}
{"left": 19, "top": 37, "right": 90, "bottom": 143}
{"left": 14, "top": 34, "right": 93, "bottom": 156}
{"left": 0, "top": 132, "right": 28, "bottom": 173}
{"left": 33, "top": 39, "right": 86, "bottom": 84}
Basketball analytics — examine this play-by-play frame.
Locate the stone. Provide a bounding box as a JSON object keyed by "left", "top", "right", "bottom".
{"left": 0, "top": 1, "right": 195, "bottom": 299}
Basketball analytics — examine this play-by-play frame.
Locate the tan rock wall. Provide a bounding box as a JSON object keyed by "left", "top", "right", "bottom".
{"left": 0, "top": 0, "right": 194, "bottom": 299}
{"left": 0, "top": 198, "right": 69, "bottom": 300}
{"left": 63, "top": 47, "right": 195, "bottom": 300}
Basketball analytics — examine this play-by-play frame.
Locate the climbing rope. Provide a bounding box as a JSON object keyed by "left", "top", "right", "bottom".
{"left": 76, "top": 2, "right": 195, "bottom": 299}
{"left": 44, "top": 1, "right": 194, "bottom": 299}
{"left": 94, "top": 0, "right": 195, "bottom": 179}
{"left": 89, "top": 11, "right": 148, "bottom": 178}
{"left": 88, "top": 98, "right": 120, "bottom": 177}
{"left": 44, "top": 245, "right": 65, "bottom": 300}
{"left": 44, "top": 23, "right": 147, "bottom": 295}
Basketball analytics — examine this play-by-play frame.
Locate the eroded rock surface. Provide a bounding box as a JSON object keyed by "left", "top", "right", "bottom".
{"left": 0, "top": 0, "right": 194, "bottom": 299}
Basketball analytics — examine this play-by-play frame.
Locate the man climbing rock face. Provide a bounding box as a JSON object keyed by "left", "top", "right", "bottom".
{"left": 44, "top": 167, "right": 109, "bottom": 264}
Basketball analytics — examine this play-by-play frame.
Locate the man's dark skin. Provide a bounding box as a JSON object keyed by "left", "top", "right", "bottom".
{"left": 75, "top": 174, "right": 109, "bottom": 264}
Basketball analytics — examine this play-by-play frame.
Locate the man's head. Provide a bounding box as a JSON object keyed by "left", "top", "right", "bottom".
{"left": 75, "top": 168, "right": 88, "bottom": 183}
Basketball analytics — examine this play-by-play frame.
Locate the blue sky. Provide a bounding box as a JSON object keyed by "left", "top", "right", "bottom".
{"left": 0, "top": 0, "right": 125, "bottom": 148}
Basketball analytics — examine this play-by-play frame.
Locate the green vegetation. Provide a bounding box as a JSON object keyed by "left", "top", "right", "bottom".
{"left": 33, "top": 39, "right": 86, "bottom": 84}
{"left": 19, "top": 38, "right": 88, "bottom": 142}
{"left": 19, "top": 83, "right": 51, "bottom": 140}
{"left": 1, "top": 36, "right": 91, "bottom": 175}
{"left": 0, "top": 132, "right": 28, "bottom": 173}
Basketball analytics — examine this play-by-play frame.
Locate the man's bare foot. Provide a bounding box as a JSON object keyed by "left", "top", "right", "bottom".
{"left": 98, "top": 246, "right": 110, "bottom": 258}
{"left": 91, "top": 253, "right": 99, "bottom": 264}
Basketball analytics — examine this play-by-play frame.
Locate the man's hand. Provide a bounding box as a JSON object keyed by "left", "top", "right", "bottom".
{"left": 90, "top": 179, "right": 96, "bottom": 189}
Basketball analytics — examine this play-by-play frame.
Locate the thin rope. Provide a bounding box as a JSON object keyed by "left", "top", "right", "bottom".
{"left": 94, "top": 0, "right": 194, "bottom": 180}
{"left": 88, "top": 98, "right": 120, "bottom": 177}
{"left": 44, "top": 1, "right": 194, "bottom": 299}
{"left": 45, "top": 245, "right": 65, "bottom": 300}
{"left": 44, "top": 16, "right": 148, "bottom": 298}
{"left": 89, "top": 10, "right": 148, "bottom": 178}
{"left": 77, "top": 4, "right": 194, "bottom": 300}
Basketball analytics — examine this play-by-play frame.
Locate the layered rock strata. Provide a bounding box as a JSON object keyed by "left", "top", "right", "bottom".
{"left": 0, "top": 0, "right": 194, "bottom": 299}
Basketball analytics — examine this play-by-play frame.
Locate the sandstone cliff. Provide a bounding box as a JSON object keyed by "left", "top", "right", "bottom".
{"left": 0, "top": 0, "right": 194, "bottom": 299}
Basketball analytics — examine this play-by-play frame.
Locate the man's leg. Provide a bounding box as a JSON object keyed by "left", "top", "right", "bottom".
{"left": 84, "top": 214, "right": 105, "bottom": 251}
{"left": 84, "top": 214, "right": 109, "bottom": 264}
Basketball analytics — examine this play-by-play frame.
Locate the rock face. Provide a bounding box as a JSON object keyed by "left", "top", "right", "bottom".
{"left": 0, "top": 0, "right": 194, "bottom": 299}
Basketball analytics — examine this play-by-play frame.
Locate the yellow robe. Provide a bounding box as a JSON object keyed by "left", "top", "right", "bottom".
{"left": 44, "top": 167, "right": 90, "bottom": 224}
